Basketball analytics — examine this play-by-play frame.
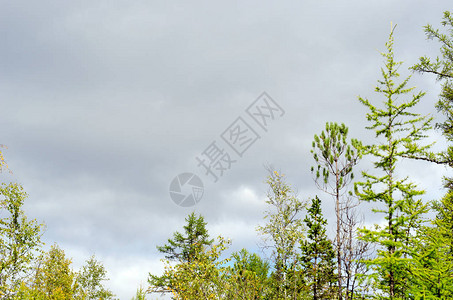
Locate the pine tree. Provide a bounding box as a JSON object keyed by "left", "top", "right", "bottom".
{"left": 355, "top": 26, "right": 432, "bottom": 299}
{"left": 311, "top": 122, "right": 361, "bottom": 299}
{"left": 299, "top": 196, "right": 336, "bottom": 300}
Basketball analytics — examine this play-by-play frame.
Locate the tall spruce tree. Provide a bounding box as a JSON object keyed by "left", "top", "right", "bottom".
{"left": 311, "top": 122, "right": 361, "bottom": 300}
{"left": 355, "top": 26, "right": 432, "bottom": 299}
{"left": 156, "top": 212, "right": 213, "bottom": 263}
{"left": 299, "top": 196, "right": 336, "bottom": 300}
{"left": 148, "top": 212, "right": 214, "bottom": 295}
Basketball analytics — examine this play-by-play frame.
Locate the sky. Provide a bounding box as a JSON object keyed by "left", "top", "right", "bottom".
{"left": 1, "top": 1, "right": 452, "bottom": 298}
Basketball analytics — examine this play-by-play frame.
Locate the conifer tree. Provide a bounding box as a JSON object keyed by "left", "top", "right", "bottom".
{"left": 156, "top": 212, "right": 213, "bottom": 263}
{"left": 355, "top": 26, "right": 432, "bottom": 299}
{"left": 311, "top": 122, "right": 361, "bottom": 299}
{"left": 412, "top": 11, "right": 453, "bottom": 183}
{"left": 407, "top": 191, "right": 453, "bottom": 298}
{"left": 150, "top": 236, "right": 231, "bottom": 299}
{"left": 149, "top": 212, "right": 213, "bottom": 295}
{"left": 406, "top": 12, "right": 453, "bottom": 297}
{"left": 299, "top": 196, "right": 336, "bottom": 300}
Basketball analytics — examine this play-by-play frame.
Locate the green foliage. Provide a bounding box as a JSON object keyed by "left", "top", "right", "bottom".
{"left": 229, "top": 249, "right": 270, "bottom": 298}
{"left": 355, "top": 26, "right": 432, "bottom": 299}
{"left": 149, "top": 214, "right": 274, "bottom": 300}
{"left": 311, "top": 122, "right": 361, "bottom": 189}
{"left": 256, "top": 170, "right": 306, "bottom": 299}
{"left": 0, "top": 183, "right": 44, "bottom": 298}
{"left": 131, "top": 285, "right": 147, "bottom": 300}
{"left": 149, "top": 212, "right": 214, "bottom": 294}
{"left": 156, "top": 212, "right": 214, "bottom": 263}
{"left": 299, "top": 196, "right": 336, "bottom": 300}
{"left": 24, "top": 244, "right": 77, "bottom": 299}
{"left": 311, "top": 122, "right": 362, "bottom": 300}
{"left": 412, "top": 10, "right": 453, "bottom": 187}
{"left": 153, "top": 236, "right": 231, "bottom": 299}
{"left": 17, "top": 246, "right": 115, "bottom": 300}
{"left": 406, "top": 191, "right": 453, "bottom": 299}
{"left": 76, "top": 255, "right": 115, "bottom": 300}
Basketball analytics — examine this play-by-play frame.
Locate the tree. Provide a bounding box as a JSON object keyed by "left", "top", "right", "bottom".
{"left": 404, "top": 12, "right": 453, "bottom": 297}
{"left": 412, "top": 11, "right": 453, "bottom": 185}
{"left": 355, "top": 26, "right": 432, "bottom": 299}
{"left": 406, "top": 191, "right": 453, "bottom": 298}
{"left": 156, "top": 212, "right": 214, "bottom": 263}
{"left": 150, "top": 236, "right": 231, "bottom": 300}
{"left": 228, "top": 249, "right": 270, "bottom": 299}
{"left": 131, "top": 285, "right": 147, "bottom": 300}
{"left": 338, "top": 198, "right": 371, "bottom": 300}
{"left": 256, "top": 170, "right": 306, "bottom": 299}
{"left": 0, "top": 183, "right": 44, "bottom": 297}
{"left": 25, "top": 244, "right": 77, "bottom": 299}
{"left": 311, "top": 122, "right": 361, "bottom": 299}
{"left": 299, "top": 196, "right": 336, "bottom": 300}
{"left": 149, "top": 212, "right": 214, "bottom": 295}
{"left": 76, "top": 255, "right": 115, "bottom": 300}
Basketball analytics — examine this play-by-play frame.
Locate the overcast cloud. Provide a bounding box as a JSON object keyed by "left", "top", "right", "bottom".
{"left": 1, "top": 1, "right": 452, "bottom": 298}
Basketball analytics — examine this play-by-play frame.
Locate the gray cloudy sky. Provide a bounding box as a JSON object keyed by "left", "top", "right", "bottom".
{"left": 1, "top": 1, "right": 452, "bottom": 298}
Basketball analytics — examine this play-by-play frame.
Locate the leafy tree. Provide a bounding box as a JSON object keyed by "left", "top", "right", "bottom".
{"left": 151, "top": 234, "right": 270, "bottom": 299}
{"left": 299, "top": 196, "right": 336, "bottom": 300}
{"left": 355, "top": 26, "right": 432, "bottom": 299}
{"left": 311, "top": 122, "right": 361, "bottom": 299}
{"left": 150, "top": 236, "right": 231, "bottom": 300}
{"left": 229, "top": 249, "right": 270, "bottom": 298}
{"left": 25, "top": 244, "right": 77, "bottom": 299}
{"left": 256, "top": 170, "right": 306, "bottom": 299}
{"left": 0, "top": 183, "right": 44, "bottom": 297}
{"left": 149, "top": 212, "right": 214, "bottom": 295}
{"left": 76, "top": 255, "right": 115, "bottom": 300}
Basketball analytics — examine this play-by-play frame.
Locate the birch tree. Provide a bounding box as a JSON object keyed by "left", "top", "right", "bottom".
{"left": 256, "top": 170, "right": 305, "bottom": 299}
